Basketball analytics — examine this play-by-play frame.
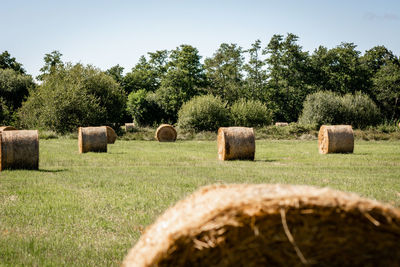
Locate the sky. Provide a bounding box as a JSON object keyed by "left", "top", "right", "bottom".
{"left": 1, "top": 0, "right": 400, "bottom": 79}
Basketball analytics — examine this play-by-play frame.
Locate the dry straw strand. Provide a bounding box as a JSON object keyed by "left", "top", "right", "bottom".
{"left": 123, "top": 184, "right": 400, "bottom": 267}
{"left": 155, "top": 124, "right": 177, "bottom": 142}
{"left": 217, "top": 127, "right": 255, "bottom": 160}
{"left": 78, "top": 127, "right": 107, "bottom": 153}
{"left": 318, "top": 125, "right": 354, "bottom": 154}
{"left": 0, "top": 130, "right": 39, "bottom": 171}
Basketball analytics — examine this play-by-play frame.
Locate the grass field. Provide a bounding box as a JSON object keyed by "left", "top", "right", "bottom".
{"left": 1, "top": 139, "right": 400, "bottom": 266}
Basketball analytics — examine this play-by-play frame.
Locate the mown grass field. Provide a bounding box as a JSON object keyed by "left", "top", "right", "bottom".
{"left": 1, "top": 139, "right": 400, "bottom": 266}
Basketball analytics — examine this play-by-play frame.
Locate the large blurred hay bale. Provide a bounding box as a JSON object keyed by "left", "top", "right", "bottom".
{"left": 78, "top": 127, "right": 107, "bottom": 153}
{"left": 275, "top": 122, "right": 289, "bottom": 126}
{"left": 318, "top": 125, "right": 354, "bottom": 154}
{"left": 0, "top": 130, "right": 39, "bottom": 171}
{"left": 155, "top": 124, "right": 177, "bottom": 142}
{"left": 103, "top": 126, "right": 117, "bottom": 144}
{"left": 217, "top": 127, "right": 255, "bottom": 160}
{"left": 123, "top": 184, "right": 400, "bottom": 267}
{"left": 0, "top": 126, "right": 17, "bottom": 132}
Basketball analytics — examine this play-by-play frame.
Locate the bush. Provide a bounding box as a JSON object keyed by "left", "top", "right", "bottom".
{"left": 126, "top": 89, "right": 167, "bottom": 126}
{"left": 341, "top": 92, "right": 381, "bottom": 128}
{"left": 298, "top": 91, "right": 343, "bottom": 126}
{"left": 18, "top": 64, "right": 126, "bottom": 133}
{"left": 299, "top": 91, "right": 381, "bottom": 129}
{"left": 230, "top": 99, "right": 272, "bottom": 127}
{"left": 178, "top": 94, "right": 230, "bottom": 132}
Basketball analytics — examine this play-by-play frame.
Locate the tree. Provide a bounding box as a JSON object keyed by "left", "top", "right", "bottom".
{"left": 244, "top": 39, "right": 267, "bottom": 100}
{"left": 123, "top": 50, "right": 169, "bottom": 94}
{"left": 372, "top": 62, "right": 400, "bottom": 121}
{"left": 19, "top": 63, "right": 126, "bottom": 133}
{"left": 0, "top": 51, "right": 25, "bottom": 74}
{"left": 0, "top": 68, "right": 34, "bottom": 125}
{"left": 263, "top": 33, "right": 312, "bottom": 122}
{"left": 204, "top": 43, "right": 245, "bottom": 103}
{"left": 156, "top": 44, "right": 206, "bottom": 122}
{"left": 106, "top": 64, "right": 124, "bottom": 84}
{"left": 309, "top": 43, "right": 368, "bottom": 95}
{"left": 37, "top": 50, "right": 64, "bottom": 81}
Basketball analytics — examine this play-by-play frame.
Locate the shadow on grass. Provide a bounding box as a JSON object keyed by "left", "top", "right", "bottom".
{"left": 108, "top": 152, "right": 127, "bottom": 155}
{"left": 37, "top": 168, "right": 67, "bottom": 173}
{"left": 254, "top": 159, "right": 278, "bottom": 163}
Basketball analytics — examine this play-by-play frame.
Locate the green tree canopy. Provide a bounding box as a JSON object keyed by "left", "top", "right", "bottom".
{"left": 155, "top": 44, "right": 206, "bottom": 122}
{"left": 0, "top": 51, "right": 25, "bottom": 74}
{"left": 37, "top": 50, "right": 64, "bottom": 81}
{"left": 263, "top": 33, "right": 312, "bottom": 122}
{"left": 204, "top": 43, "right": 245, "bottom": 103}
{"left": 19, "top": 63, "right": 126, "bottom": 133}
{"left": 372, "top": 61, "right": 400, "bottom": 120}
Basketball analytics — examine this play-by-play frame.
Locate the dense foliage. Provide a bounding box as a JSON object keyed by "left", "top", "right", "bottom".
{"left": 19, "top": 64, "right": 125, "bottom": 133}
{"left": 126, "top": 89, "right": 166, "bottom": 126}
{"left": 178, "top": 94, "right": 230, "bottom": 132}
{"left": 299, "top": 91, "right": 381, "bottom": 128}
{"left": 230, "top": 99, "right": 272, "bottom": 127}
{"left": 1, "top": 34, "right": 399, "bottom": 131}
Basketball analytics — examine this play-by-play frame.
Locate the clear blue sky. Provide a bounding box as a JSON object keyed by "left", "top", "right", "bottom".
{"left": 2, "top": 0, "right": 400, "bottom": 78}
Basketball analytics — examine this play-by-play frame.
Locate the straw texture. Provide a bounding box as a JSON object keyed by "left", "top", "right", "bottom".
{"left": 123, "top": 184, "right": 400, "bottom": 267}
{"left": 217, "top": 127, "right": 255, "bottom": 160}
{"left": 275, "top": 122, "right": 289, "bottom": 126}
{"left": 318, "top": 125, "right": 354, "bottom": 154}
{"left": 0, "top": 126, "right": 17, "bottom": 132}
{"left": 125, "top": 123, "right": 135, "bottom": 132}
{"left": 78, "top": 127, "right": 107, "bottom": 153}
{"left": 104, "top": 126, "right": 117, "bottom": 144}
{"left": 155, "top": 124, "right": 177, "bottom": 142}
{"left": 0, "top": 130, "right": 39, "bottom": 171}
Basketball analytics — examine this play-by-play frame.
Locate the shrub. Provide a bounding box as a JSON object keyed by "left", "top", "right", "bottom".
{"left": 298, "top": 91, "right": 343, "bottom": 126}
{"left": 18, "top": 64, "right": 126, "bottom": 133}
{"left": 178, "top": 94, "right": 230, "bottom": 132}
{"left": 299, "top": 91, "right": 381, "bottom": 129}
{"left": 126, "top": 89, "right": 167, "bottom": 126}
{"left": 341, "top": 92, "right": 381, "bottom": 128}
{"left": 230, "top": 99, "right": 272, "bottom": 127}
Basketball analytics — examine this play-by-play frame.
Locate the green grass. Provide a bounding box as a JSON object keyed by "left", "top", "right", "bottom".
{"left": 1, "top": 139, "right": 400, "bottom": 266}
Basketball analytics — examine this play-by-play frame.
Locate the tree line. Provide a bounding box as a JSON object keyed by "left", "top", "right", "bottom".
{"left": 1, "top": 33, "right": 399, "bottom": 133}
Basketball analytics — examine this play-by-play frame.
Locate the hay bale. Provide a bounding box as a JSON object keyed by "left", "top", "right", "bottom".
{"left": 0, "top": 126, "right": 17, "bottom": 132}
{"left": 318, "top": 125, "right": 354, "bottom": 154}
{"left": 78, "top": 127, "right": 107, "bottom": 153}
{"left": 217, "top": 127, "right": 255, "bottom": 160}
{"left": 103, "top": 126, "right": 117, "bottom": 144}
{"left": 0, "top": 130, "right": 39, "bottom": 171}
{"left": 275, "top": 122, "right": 289, "bottom": 126}
{"left": 123, "top": 184, "right": 400, "bottom": 267}
{"left": 125, "top": 123, "right": 135, "bottom": 132}
{"left": 155, "top": 124, "right": 177, "bottom": 142}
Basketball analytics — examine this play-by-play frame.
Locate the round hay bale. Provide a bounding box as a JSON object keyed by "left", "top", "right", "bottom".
{"left": 217, "top": 127, "right": 255, "bottom": 160}
{"left": 78, "top": 127, "right": 107, "bottom": 153}
{"left": 0, "top": 130, "right": 39, "bottom": 171}
{"left": 0, "top": 126, "right": 17, "bottom": 132}
{"left": 103, "top": 126, "right": 117, "bottom": 144}
{"left": 125, "top": 123, "right": 135, "bottom": 132}
{"left": 275, "top": 122, "right": 289, "bottom": 126}
{"left": 123, "top": 184, "right": 400, "bottom": 267}
{"left": 318, "top": 125, "right": 354, "bottom": 154}
{"left": 155, "top": 124, "right": 177, "bottom": 142}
